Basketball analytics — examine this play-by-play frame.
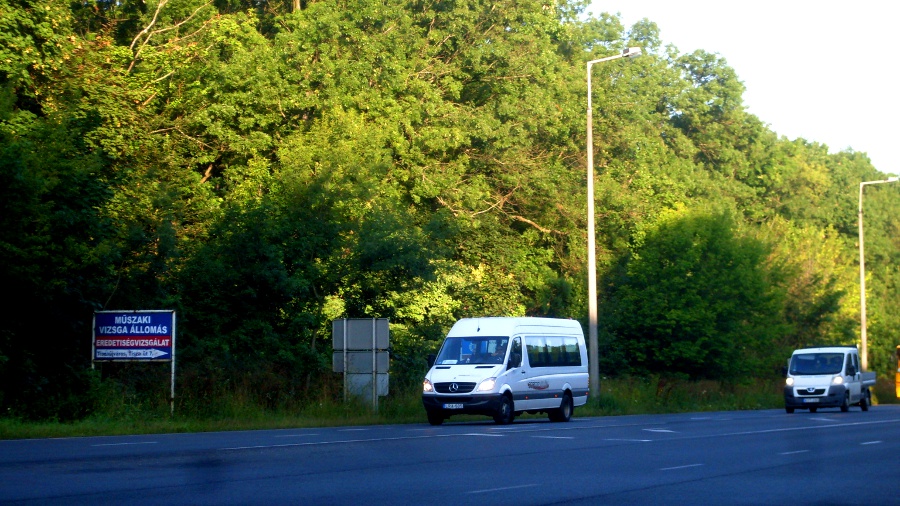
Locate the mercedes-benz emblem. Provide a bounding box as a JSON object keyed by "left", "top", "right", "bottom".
{"left": 450, "top": 383, "right": 459, "bottom": 392}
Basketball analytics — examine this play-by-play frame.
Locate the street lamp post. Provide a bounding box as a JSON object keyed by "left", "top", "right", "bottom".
{"left": 586, "top": 47, "right": 641, "bottom": 400}
{"left": 858, "top": 176, "right": 898, "bottom": 371}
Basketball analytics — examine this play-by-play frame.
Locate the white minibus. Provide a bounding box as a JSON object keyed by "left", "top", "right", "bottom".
{"left": 422, "top": 317, "right": 588, "bottom": 425}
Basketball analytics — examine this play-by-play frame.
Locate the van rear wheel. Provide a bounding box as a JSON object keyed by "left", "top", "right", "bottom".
{"left": 549, "top": 393, "right": 573, "bottom": 422}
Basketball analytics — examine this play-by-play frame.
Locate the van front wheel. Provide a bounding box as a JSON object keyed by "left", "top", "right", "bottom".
{"left": 493, "top": 395, "right": 515, "bottom": 425}
{"left": 426, "top": 410, "right": 445, "bottom": 426}
{"left": 549, "top": 393, "right": 573, "bottom": 422}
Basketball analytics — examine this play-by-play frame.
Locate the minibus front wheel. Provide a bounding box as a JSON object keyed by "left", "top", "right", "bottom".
{"left": 493, "top": 394, "right": 515, "bottom": 425}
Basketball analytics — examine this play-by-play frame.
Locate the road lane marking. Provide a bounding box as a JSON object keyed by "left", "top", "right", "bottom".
{"left": 91, "top": 442, "right": 158, "bottom": 447}
{"left": 861, "top": 441, "right": 882, "bottom": 445}
{"left": 660, "top": 464, "right": 703, "bottom": 471}
{"left": 779, "top": 450, "right": 809, "bottom": 455}
{"left": 532, "top": 436, "right": 574, "bottom": 439}
{"left": 468, "top": 484, "right": 540, "bottom": 494}
{"left": 605, "top": 438, "right": 652, "bottom": 442}
{"left": 220, "top": 432, "right": 501, "bottom": 450}
{"left": 644, "top": 429, "right": 676, "bottom": 433}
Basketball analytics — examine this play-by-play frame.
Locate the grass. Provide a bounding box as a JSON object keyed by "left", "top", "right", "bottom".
{"left": 2, "top": 375, "right": 892, "bottom": 440}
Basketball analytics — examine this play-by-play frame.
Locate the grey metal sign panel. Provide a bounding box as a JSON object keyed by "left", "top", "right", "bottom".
{"left": 346, "top": 373, "right": 389, "bottom": 397}
{"left": 332, "top": 351, "right": 389, "bottom": 373}
{"left": 332, "top": 318, "right": 389, "bottom": 350}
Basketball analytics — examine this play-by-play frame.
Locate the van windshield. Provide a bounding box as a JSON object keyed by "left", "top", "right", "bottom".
{"left": 435, "top": 337, "right": 509, "bottom": 365}
{"left": 789, "top": 353, "right": 844, "bottom": 375}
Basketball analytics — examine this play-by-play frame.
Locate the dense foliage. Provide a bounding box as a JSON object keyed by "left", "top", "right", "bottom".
{"left": 1, "top": 0, "right": 897, "bottom": 419}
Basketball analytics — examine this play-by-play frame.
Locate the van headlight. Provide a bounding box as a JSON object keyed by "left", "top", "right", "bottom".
{"left": 785, "top": 377, "right": 794, "bottom": 386}
{"left": 832, "top": 376, "right": 843, "bottom": 385}
{"left": 423, "top": 379, "right": 434, "bottom": 393}
{"left": 476, "top": 378, "right": 496, "bottom": 392}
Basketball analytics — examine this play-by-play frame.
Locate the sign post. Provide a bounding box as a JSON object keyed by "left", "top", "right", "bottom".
{"left": 332, "top": 318, "right": 389, "bottom": 410}
{"left": 93, "top": 310, "right": 177, "bottom": 415}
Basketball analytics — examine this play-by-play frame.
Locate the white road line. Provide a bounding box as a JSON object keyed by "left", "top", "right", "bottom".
{"left": 644, "top": 429, "right": 676, "bottom": 433}
{"left": 91, "top": 442, "right": 158, "bottom": 447}
{"left": 468, "top": 484, "right": 540, "bottom": 494}
{"left": 220, "top": 432, "right": 500, "bottom": 450}
{"left": 532, "top": 436, "right": 574, "bottom": 439}
{"left": 861, "top": 441, "right": 882, "bottom": 445}
{"left": 604, "top": 438, "right": 652, "bottom": 442}
{"left": 660, "top": 464, "right": 703, "bottom": 471}
{"left": 716, "top": 419, "right": 900, "bottom": 438}
{"left": 779, "top": 450, "right": 809, "bottom": 455}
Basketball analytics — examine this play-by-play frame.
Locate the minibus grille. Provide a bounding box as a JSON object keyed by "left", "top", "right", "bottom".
{"left": 434, "top": 382, "right": 477, "bottom": 394}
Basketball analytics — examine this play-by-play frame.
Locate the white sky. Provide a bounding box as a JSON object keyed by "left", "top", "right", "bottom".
{"left": 589, "top": 0, "right": 898, "bottom": 175}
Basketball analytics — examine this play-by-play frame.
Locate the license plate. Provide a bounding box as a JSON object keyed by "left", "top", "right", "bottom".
{"left": 802, "top": 398, "right": 820, "bottom": 403}
{"left": 443, "top": 403, "right": 464, "bottom": 409}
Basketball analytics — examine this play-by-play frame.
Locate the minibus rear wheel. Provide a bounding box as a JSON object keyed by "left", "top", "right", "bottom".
{"left": 549, "top": 392, "right": 573, "bottom": 422}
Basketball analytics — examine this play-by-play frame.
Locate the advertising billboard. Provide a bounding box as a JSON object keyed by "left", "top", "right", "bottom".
{"left": 93, "top": 310, "right": 175, "bottom": 362}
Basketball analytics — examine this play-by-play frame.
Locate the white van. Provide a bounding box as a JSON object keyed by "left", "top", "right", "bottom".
{"left": 421, "top": 317, "right": 589, "bottom": 425}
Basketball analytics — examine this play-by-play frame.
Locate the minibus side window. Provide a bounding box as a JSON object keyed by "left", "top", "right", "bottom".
{"left": 524, "top": 336, "right": 582, "bottom": 368}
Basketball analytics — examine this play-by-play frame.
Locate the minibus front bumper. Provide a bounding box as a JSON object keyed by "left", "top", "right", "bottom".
{"left": 422, "top": 393, "right": 505, "bottom": 417}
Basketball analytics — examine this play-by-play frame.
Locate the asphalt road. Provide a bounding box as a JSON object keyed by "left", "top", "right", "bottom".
{"left": 2, "top": 406, "right": 899, "bottom": 505}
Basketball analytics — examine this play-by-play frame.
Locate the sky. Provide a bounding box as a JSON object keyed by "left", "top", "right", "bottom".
{"left": 588, "top": 0, "right": 899, "bottom": 175}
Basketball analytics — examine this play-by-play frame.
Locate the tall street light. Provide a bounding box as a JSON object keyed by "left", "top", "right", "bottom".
{"left": 858, "top": 176, "right": 898, "bottom": 371}
{"left": 586, "top": 47, "right": 641, "bottom": 400}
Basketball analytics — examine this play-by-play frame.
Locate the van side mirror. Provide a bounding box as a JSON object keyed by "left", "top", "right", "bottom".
{"left": 846, "top": 365, "right": 856, "bottom": 376}
{"left": 781, "top": 366, "right": 787, "bottom": 378}
{"left": 507, "top": 352, "right": 521, "bottom": 370}
{"left": 427, "top": 354, "right": 436, "bottom": 368}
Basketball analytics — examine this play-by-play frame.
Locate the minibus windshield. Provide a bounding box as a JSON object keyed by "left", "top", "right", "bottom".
{"left": 435, "top": 337, "right": 509, "bottom": 365}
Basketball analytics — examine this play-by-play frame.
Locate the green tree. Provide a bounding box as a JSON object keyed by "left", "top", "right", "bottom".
{"left": 600, "top": 209, "right": 786, "bottom": 380}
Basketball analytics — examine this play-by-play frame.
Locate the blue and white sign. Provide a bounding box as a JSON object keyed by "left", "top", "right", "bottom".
{"left": 93, "top": 310, "right": 175, "bottom": 362}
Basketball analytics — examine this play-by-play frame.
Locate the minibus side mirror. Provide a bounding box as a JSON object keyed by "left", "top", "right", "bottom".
{"left": 427, "top": 354, "right": 436, "bottom": 368}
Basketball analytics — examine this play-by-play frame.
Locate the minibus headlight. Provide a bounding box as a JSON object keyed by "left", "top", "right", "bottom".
{"left": 476, "top": 378, "right": 496, "bottom": 392}
{"left": 832, "top": 376, "right": 843, "bottom": 385}
{"left": 423, "top": 379, "right": 434, "bottom": 393}
{"left": 785, "top": 377, "right": 794, "bottom": 386}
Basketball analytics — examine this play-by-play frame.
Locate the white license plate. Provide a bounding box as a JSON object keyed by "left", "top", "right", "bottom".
{"left": 802, "top": 398, "right": 820, "bottom": 403}
{"left": 443, "top": 403, "right": 464, "bottom": 409}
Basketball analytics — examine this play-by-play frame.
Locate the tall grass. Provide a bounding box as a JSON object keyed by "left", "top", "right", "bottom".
{"left": 0, "top": 375, "right": 870, "bottom": 440}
